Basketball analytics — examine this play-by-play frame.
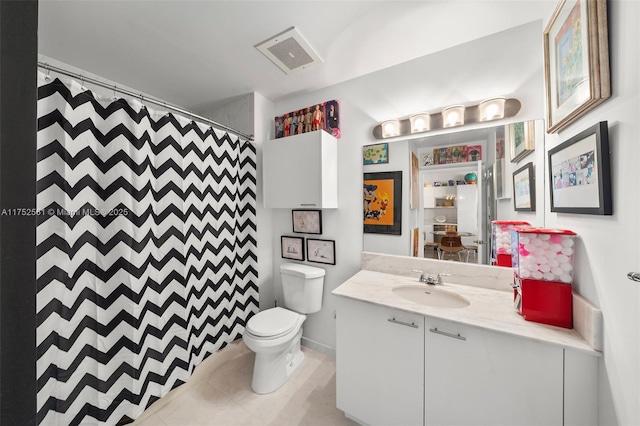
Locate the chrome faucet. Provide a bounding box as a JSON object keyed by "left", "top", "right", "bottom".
{"left": 412, "top": 270, "right": 449, "bottom": 285}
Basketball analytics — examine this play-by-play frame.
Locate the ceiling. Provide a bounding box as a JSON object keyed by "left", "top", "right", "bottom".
{"left": 38, "top": 1, "right": 555, "bottom": 111}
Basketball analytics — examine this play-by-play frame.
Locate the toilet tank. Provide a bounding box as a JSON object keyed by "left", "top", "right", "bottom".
{"left": 280, "top": 263, "right": 325, "bottom": 314}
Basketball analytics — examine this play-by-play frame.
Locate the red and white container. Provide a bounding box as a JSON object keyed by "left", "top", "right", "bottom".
{"left": 511, "top": 228, "right": 577, "bottom": 283}
{"left": 511, "top": 228, "right": 577, "bottom": 329}
{"left": 490, "top": 220, "right": 530, "bottom": 267}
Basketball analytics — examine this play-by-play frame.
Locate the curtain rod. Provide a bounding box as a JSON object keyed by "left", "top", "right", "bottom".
{"left": 38, "top": 62, "right": 254, "bottom": 142}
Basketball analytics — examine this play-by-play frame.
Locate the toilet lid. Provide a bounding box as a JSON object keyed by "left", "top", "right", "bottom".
{"left": 246, "top": 307, "right": 301, "bottom": 338}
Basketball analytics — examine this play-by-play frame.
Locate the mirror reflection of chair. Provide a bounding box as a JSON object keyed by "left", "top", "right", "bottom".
{"left": 438, "top": 235, "right": 468, "bottom": 262}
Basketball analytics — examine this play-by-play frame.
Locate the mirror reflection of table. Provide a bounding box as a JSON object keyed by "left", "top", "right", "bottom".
{"left": 427, "top": 231, "right": 477, "bottom": 262}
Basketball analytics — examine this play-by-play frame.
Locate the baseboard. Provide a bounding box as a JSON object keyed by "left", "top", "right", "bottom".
{"left": 301, "top": 336, "right": 335, "bottom": 358}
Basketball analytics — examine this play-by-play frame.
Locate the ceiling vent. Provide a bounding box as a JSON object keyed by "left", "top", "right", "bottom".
{"left": 256, "top": 27, "right": 323, "bottom": 74}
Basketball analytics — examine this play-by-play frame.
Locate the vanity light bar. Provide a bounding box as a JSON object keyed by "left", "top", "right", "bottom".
{"left": 373, "top": 97, "right": 521, "bottom": 139}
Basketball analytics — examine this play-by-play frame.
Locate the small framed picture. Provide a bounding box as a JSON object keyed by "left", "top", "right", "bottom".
{"left": 306, "top": 238, "right": 336, "bottom": 265}
{"left": 512, "top": 162, "right": 535, "bottom": 212}
{"left": 548, "top": 121, "right": 612, "bottom": 215}
{"left": 363, "top": 143, "right": 389, "bottom": 165}
{"left": 281, "top": 236, "right": 305, "bottom": 261}
{"left": 509, "top": 121, "right": 535, "bottom": 163}
{"left": 292, "top": 210, "right": 322, "bottom": 234}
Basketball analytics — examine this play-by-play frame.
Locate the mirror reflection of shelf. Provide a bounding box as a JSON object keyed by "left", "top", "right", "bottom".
{"left": 419, "top": 160, "right": 480, "bottom": 171}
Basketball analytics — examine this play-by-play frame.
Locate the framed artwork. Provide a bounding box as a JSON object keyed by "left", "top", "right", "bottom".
{"left": 509, "top": 121, "right": 536, "bottom": 163}
{"left": 467, "top": 145, "right": 482, "bottom": 162}
{"left": 513, "top": 163, "right": 536, "bottom": 212}
{"left": 410, "top": 152, "right": 419, "bottom": 209}
{"left": 292, "top": 210, "right": 322, "bottom": 234}
{"left": 543, "top": 0, "right": 610, "bottom": 133}
{"left": 307, "top": 238, "right": 336, "bottom": 265}
{"left": 363, "top": 143, "right": 389, "bottom": 165}
{"left": 281, "top": 236, "right": 305, "bottom": 261}
{"left": 548, "top": 121, "right": 611, "bottom": 215}
{"left": 363, "top": 171, "right": 402, "bottom": 235}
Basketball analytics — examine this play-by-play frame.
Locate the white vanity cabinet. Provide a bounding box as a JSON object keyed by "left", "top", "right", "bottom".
{"left": 336, "top": 297, "right": 424, "bottom": 426}
{"left": 424, "top": 317, "right": 564, "bottom": 426}
{"left": 335, "top": 298, "right": 598, "bottom": 426}
{"left": 263, "top": 130, "right": 338, "bottom": 208}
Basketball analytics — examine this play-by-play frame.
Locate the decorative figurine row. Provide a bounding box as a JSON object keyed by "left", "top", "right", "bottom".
{"left": 275, "top": 99, "right": 340, "bottom": 139}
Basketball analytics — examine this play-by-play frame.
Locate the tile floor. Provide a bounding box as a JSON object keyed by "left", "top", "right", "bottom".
{"left": 132, "top": 340, "right": 358, "bottom": 426}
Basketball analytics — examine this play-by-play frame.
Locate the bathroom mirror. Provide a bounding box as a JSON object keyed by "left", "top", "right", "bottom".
{"left": 363, "top": 119, "right": 546, "bottom": 265}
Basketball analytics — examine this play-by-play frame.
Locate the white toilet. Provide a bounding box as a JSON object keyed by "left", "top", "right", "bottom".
{"left": 243, "top": 262, "right": 325, "bottom": 394}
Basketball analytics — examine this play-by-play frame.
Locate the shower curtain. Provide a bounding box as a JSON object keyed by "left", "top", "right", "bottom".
{"left": 35, "top": 73, "right": 258, "bottom": 425}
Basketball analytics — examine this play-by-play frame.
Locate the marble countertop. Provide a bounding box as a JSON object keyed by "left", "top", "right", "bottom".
{"left": 332, "top": 269, "right": 600, "bottom": 356}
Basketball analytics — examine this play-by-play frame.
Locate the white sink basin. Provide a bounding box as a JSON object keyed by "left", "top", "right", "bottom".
{"left": 392, "top": 285, "right": 470, "bottom": 309}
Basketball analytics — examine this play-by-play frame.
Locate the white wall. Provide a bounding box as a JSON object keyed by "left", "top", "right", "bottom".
{"left": 252, "top": 93, "right": 276, "bottom": 311}
{"left": 363, "top": 140, "right": 411, "bottom": 256}
{"left": 541, "top": 1, "right": 640, "bottom": 424}
{"left": 496, "top": 119, "right": 547, "bottom": 227}
{"left": 269, "top": 21, "right": 545, "bottom": 352}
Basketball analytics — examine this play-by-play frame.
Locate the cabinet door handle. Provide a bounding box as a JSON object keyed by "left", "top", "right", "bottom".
{"left": 429, "top": 327, "right": 466, "bottom": 341}
{"left": 300, "top": 203, "right": 317, "bottom": 206}
{"left": 388, "top": 317, "right": 419, "bottom": 329}
{"left": 627, "top": 272, "right": 640, "bottom": 282}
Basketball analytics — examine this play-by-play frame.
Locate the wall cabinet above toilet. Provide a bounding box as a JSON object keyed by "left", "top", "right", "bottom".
{"left": 263, "top": 130, "right": 338, "bottom": 208}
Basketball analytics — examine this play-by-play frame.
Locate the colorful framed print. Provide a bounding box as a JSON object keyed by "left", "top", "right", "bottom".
{"left": 281, "top": 236, "right": 305, "bottom": 261}
{"left": 306, "top": 239, "right": 336, "bottom": 265}
{"left": 292, "top": 210, "right": 322, "bottom": 234}
{"left": 509, "top": 121, "right": 536, "bottom": 163}
{"left": 363, "top": 143, "right": 389, "bottom": 165}
{"left": 548, "top": 121, "right": 612, "bottom": 215}
{"left": 543, "top": 0, "right": 610, "bottom": 133}
{"left": 363, "top": 171, "right": 402, "bottom": 235}
{"left": 513, "top": 162, "right": 536, "bottom": 212}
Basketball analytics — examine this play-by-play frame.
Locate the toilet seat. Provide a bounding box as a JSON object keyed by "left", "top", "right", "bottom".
{"left": 246, "top": 307, "right": 303, "bottom": 339}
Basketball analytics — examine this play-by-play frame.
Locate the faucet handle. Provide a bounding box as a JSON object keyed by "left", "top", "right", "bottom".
{"left": 434, "top": 273, "right": 450, "bottom": 285}
{"left": 411, "top": 269, "right": 427, "bottom": 282}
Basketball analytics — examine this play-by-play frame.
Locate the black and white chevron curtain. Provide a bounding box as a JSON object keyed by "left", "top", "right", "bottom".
{"left": 35, "top": 73, "right": 258, "bottom": 425}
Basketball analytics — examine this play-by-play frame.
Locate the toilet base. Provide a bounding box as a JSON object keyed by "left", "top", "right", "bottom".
{"left": 250, "top": 328, "right": 304, "bottom": 394}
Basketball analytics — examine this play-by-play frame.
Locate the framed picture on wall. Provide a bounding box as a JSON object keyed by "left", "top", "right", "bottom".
{"left": 509, "top": 121, "right": 536, "bottom": 163}
{"left": 363, "top": 171, "right": 402, "bottom": 235}
{"left": 292, "top": 210, "right": 322, "bottom": 234}
{"left": 306, "top": 239, "right": 336, "bottom": 265}
{"left": 513, "top": 162, "right": 536, "bottom": 211}
{"left": 281, "top": 236, "right": 305, "bottom": 261}
{"left": 548, "top": 121, "right": 612, "bottom": 215}
{"left": 543, "top": 0, "right": 610, "bottom": 133}
{"left": 363, "top": 143, "right": 389, "bottom": 165}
